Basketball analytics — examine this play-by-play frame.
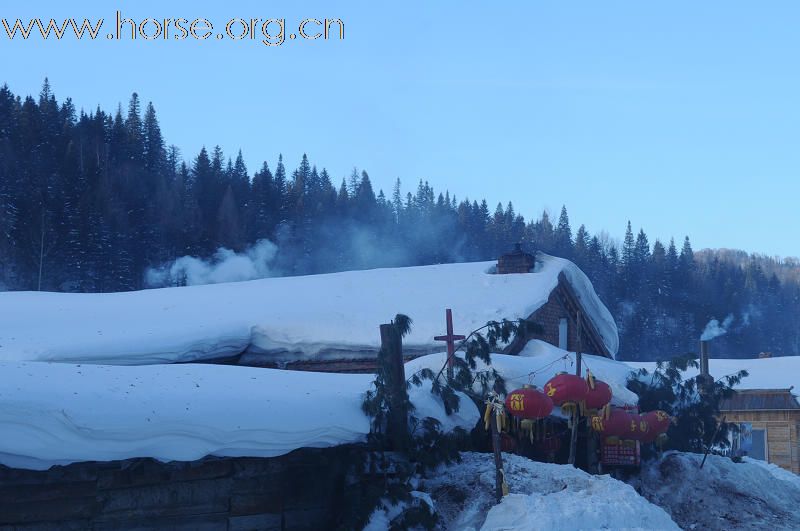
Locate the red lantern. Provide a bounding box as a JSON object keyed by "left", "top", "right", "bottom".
{"left": 626, "top": 414, "right": 650, "bottom": 441}
{"left": 640, "top": 410, "right": 670, "bottom": 443}
{"left": 585, "top": 379, "right": 612, "bottom": 412}
{"left": 590, "top": 408, "right": 632, "bottom": 437}
{"left": 505, "top": 385, "right": 553, "bottom": 420}
{"left": 544, "top": 372, "right": 589, "bottom": 416}
{"left": 643, "top": 410, "right": 670, "bottom": 435}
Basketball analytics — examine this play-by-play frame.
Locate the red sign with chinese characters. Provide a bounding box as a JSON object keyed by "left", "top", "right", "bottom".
{"left": 601, "top": 437, "right": 640, "bottom": 466}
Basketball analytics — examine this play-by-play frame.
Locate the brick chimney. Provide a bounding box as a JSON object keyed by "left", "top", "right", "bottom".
{"left": 497, "top": 243, "right": 535, "bottom": 274}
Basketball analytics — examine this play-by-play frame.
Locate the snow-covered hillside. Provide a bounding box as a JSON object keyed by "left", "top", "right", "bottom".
{"left": 0, "top": 254, "right": 618, "bottom": 365}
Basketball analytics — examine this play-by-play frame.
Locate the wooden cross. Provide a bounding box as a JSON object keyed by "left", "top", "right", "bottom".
{"left": 434, "top": 308, "right": 465, "bottom": 381}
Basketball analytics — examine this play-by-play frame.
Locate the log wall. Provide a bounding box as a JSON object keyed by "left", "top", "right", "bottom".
{"left": 0, "top": 446, "right": 363, "bottom": 530}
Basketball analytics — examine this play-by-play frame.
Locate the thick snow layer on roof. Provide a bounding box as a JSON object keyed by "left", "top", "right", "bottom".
{"left": 425, "top": 452, "right": 679, "bottom": 531}
{"left": 0, "top": 359, "right": 479, "bottom": 471}
{"left": 626, "top": 356, "right": 800, "bottom": 395}
{"left": 0, "top": 254, "right": 618, "bottom": 365}
{"left": 517, "top": 340, "right": 638, "bottom": 406}
{"left": 405, "top": 341, "right": 639, "bottom": 409}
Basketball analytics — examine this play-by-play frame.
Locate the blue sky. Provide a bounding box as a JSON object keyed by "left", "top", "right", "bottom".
{"left": 3, "top": 1, "right": 799, "bottom": 257}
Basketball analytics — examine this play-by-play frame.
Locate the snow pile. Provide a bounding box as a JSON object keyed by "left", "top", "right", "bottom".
{"left": 630, "top": 451, "right": 800, "bottom": 530}
{"left": 363, "top": 491, "right": 435, "bottom": 531}
{"left": 0, "top": 359, "right": 479, "bottom": 471}
{"left": 627, "top": 356, "right": 800, "bottom": 394}
{"left": 424, "top": 452, "right": 678, "bottom": 530}
{"left": 405, "top": 341, "right": 639, "bottom": 409}
{"left": 743, "top": 457, "right": 800, "bottom": 490}
{"left": 0, "top": 253, "right": 618, "bottom": 365}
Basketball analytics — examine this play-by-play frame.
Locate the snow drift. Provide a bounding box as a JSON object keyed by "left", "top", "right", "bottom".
{"left": 425, "top": 452, "right": 679, "bottom": 530}
{"left": 630, "top": 451, "right": 800, "bottom": 530}
{"left": 0, "top": 253, "right": 618, "bottom": 365}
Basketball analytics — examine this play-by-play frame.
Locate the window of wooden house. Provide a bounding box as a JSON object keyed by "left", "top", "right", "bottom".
{"left": 558, "top": 318, "right": 568, "bottom": 350}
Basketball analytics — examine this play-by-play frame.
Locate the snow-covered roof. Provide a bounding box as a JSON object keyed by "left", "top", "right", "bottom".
{"left": 0, "top": 253, "right": 618, "bottom": 365}
{"left": 0, "top": 341, "right": 640, "bottom": 471}
{"left": 626, "top": 356, "right": 800, "bottom": 398}
{"left": 405, "top": 341, "right": 638, "bottom": 409}
{"left": 0, "top": 358, "right": 479, "bottom": 470}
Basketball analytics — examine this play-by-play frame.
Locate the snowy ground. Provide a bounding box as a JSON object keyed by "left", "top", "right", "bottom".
{"left": 423, "top": 452, "right": 679, "bottom": 530}
{"left": 629, "top": 451, "right": 800, "bottom": 530}
{"left": 0, "top": 254, "right": 618, "bottom": 365}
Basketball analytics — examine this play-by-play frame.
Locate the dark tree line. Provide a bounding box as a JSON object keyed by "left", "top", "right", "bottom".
{"left": 1, "top": 82, "right": 798, "bottom": 360}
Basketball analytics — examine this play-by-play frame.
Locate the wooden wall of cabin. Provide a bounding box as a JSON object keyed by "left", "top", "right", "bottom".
{"left": 723, "top": 410, "right": 800, "bottom": 474}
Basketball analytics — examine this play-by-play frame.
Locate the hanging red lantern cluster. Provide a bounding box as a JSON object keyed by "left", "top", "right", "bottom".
{"left": 544, "top": 372, "right": 588, "bottom": 418}
{"left": 504, "top": 385, "right": 553, "bottom": 420}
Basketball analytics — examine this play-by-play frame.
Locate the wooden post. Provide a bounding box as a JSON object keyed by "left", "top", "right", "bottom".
{"left": 489, "top": 404, "right": 505, "bottom": 503}
{"left": 575, "top": 311, "right": 583, "bottom": 377}
{"left": 568, "top": 312, "right": 583, "bottom": 466}
{"left": 380, "top": 323, "right": 408, "bottom": 451}
{"left": 700, "top": 415, "right": 726, "bottom": 469}
{"left": 434, "top": 309, "right": 465, "bottom": 383}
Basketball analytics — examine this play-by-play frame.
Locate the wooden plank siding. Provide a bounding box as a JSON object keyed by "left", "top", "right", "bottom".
{"left": 723, "top": 410, "right": 800, "bottom": 474}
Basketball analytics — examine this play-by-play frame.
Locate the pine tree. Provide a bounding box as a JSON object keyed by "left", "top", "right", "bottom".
{"left": 555, "top": 205, "right": 573, "bottom": 257}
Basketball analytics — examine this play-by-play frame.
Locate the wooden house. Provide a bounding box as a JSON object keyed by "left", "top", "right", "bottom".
{"left": 721, "top": 388, "right": 800, "bottom": 474}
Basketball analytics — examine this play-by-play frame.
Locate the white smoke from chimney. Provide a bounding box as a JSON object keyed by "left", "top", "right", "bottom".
{"left": 145, "top": 239, "right": 278, "bottom": 287}
{"left": 700, "top": 314, "right": 734, "bottom": 341}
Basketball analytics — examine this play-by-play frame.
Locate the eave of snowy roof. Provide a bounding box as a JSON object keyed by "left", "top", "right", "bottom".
{"left": 0, "top": 253, "right": 618, "bottom": 365}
